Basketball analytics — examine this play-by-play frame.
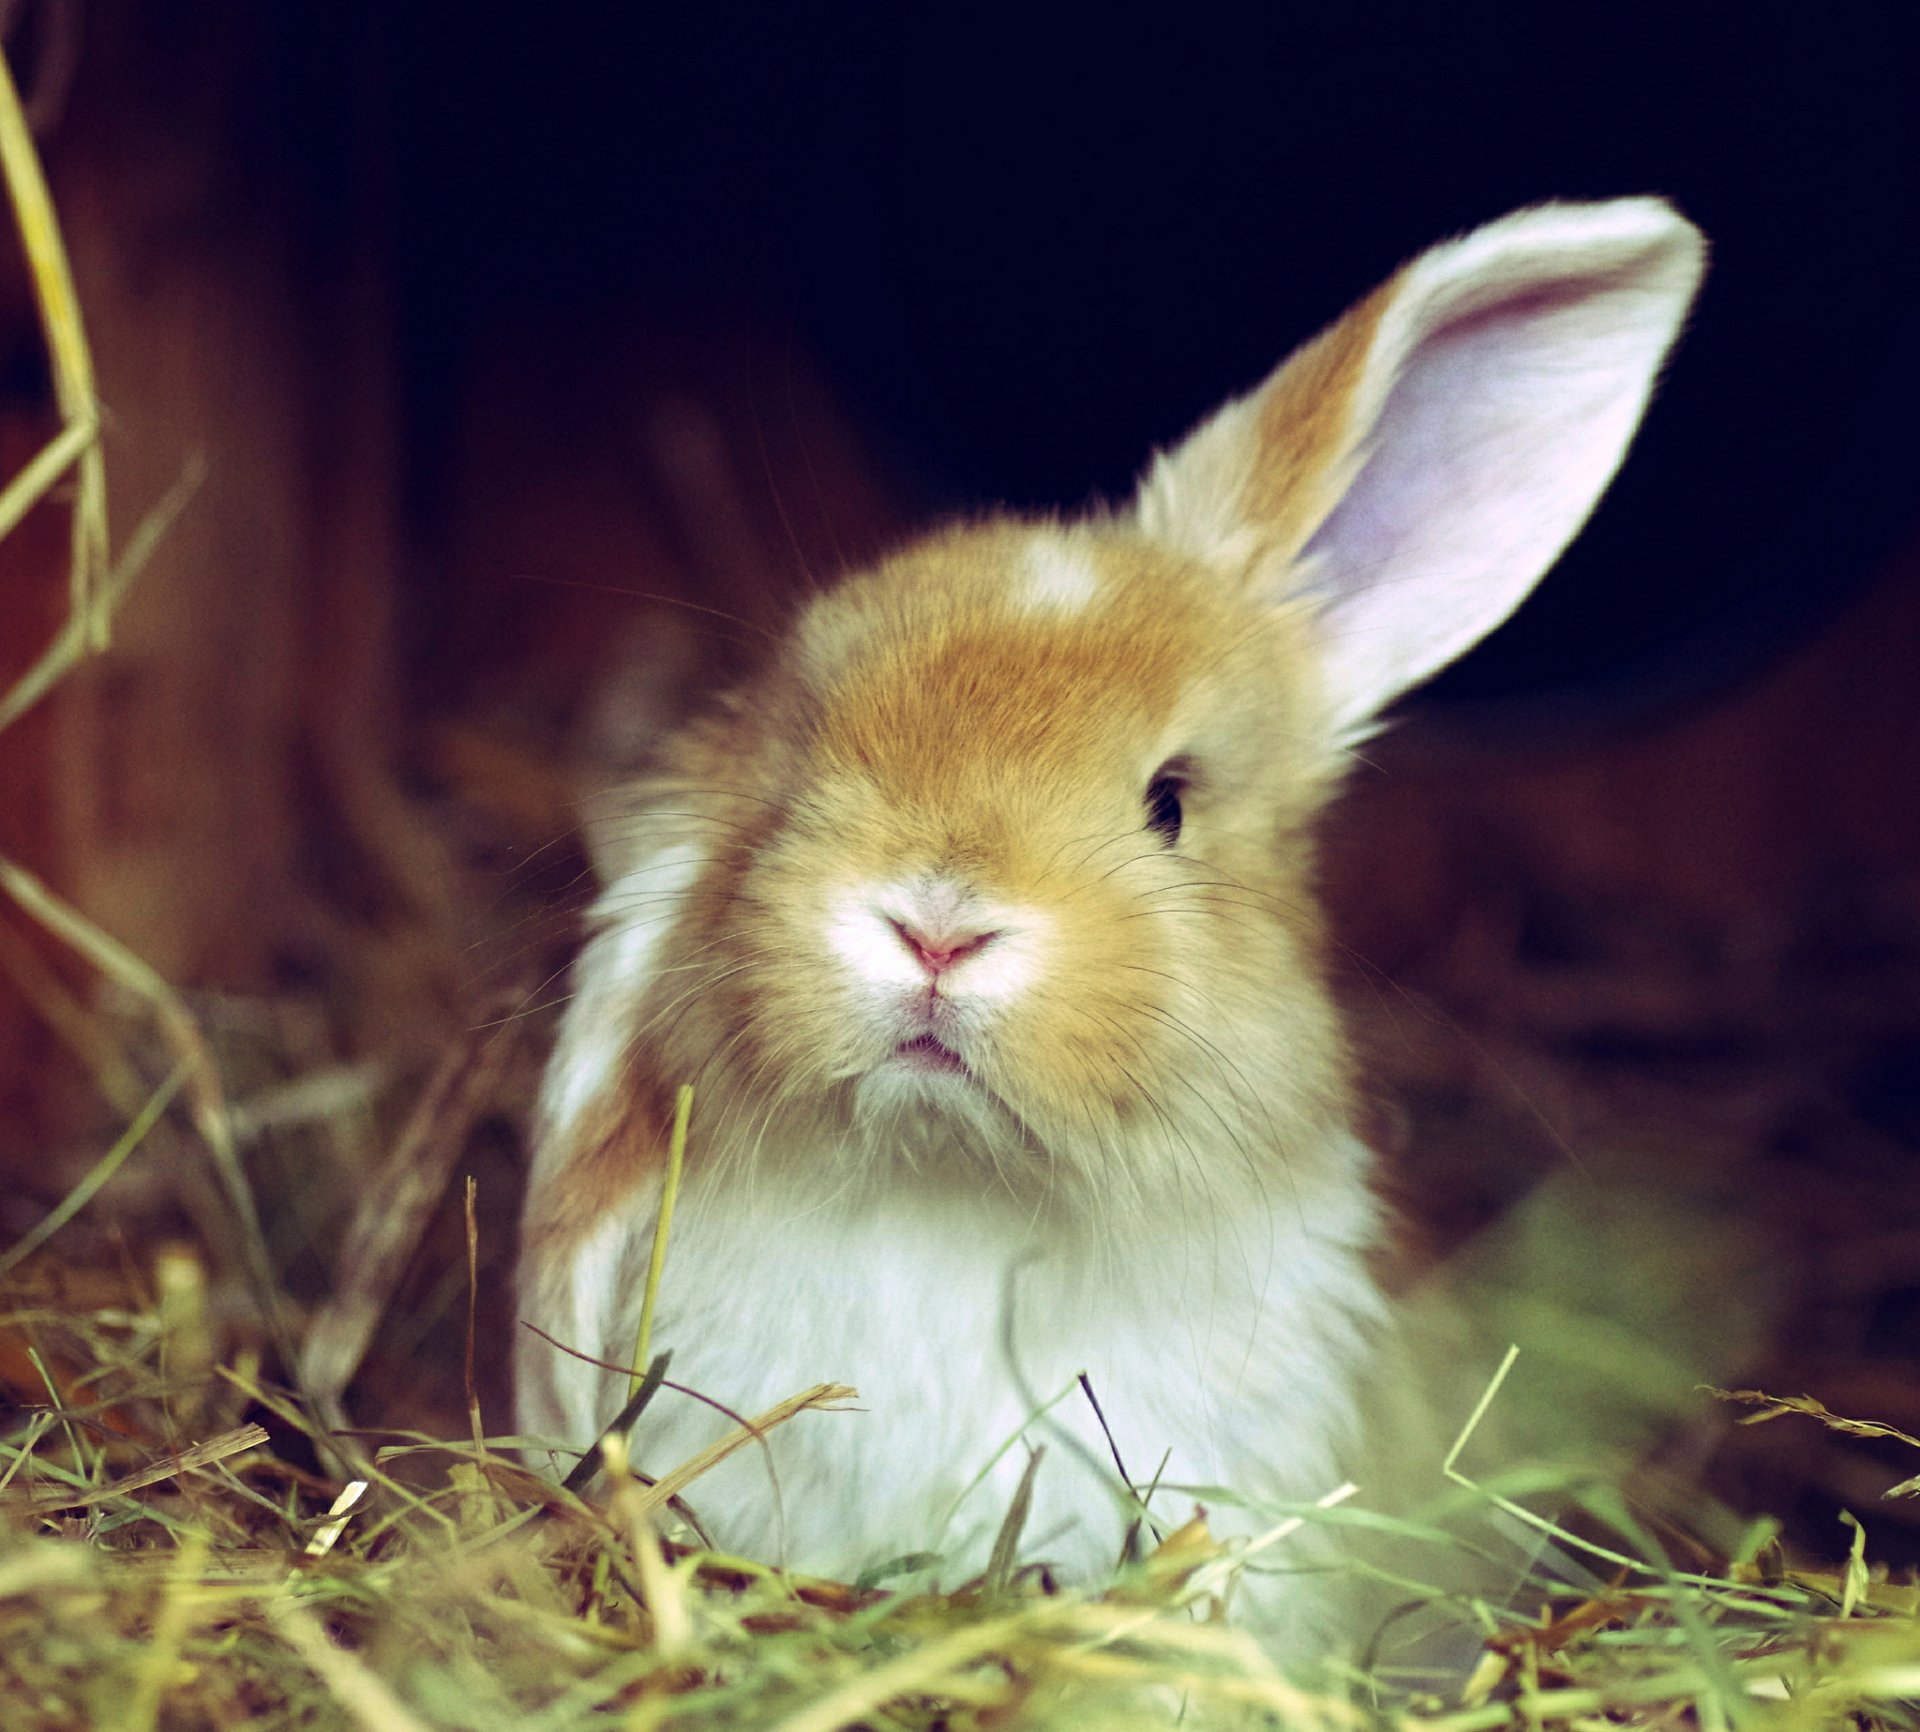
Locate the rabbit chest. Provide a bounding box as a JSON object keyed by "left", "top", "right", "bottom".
{"left": 523, "top": 1154, "right": 1386, "bottom": 1594}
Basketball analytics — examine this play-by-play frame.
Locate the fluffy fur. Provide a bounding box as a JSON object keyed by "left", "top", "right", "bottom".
{"left": 516, "top": 199, "right": 1705, "bottom": 1660}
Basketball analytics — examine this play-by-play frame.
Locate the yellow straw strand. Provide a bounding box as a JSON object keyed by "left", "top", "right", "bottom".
{"left": 630, "top": 1084, "right": 693, "bottom": 1402}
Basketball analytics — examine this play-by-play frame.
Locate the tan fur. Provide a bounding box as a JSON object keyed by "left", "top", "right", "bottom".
{"left": 532, "top": 519, "right": 1359, "bottom": 1273}
{"left": 519, "top": 1088, "right": 668, "bottom": 1268}
{"left": 1240, "top": 278, "right": 1397, "bottom": 562}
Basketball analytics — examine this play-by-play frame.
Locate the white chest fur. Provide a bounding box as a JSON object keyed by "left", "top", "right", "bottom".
{"left": 517, "top": 1148, "right": 1387, "bottom": 1632}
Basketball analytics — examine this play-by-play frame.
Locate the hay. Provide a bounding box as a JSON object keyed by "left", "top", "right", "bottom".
{"left": 5, "top": 1274, "right": 1920, "bottom": 1730}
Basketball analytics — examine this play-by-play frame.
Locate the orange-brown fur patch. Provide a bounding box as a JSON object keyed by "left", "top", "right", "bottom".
{"left": 520, "top": 1093, "right": 665, "bottom": 1268}
{"left": 1241, "top": 278, "right": 1397, "bottom": 564}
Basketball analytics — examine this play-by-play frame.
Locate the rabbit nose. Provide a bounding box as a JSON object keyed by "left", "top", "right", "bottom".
{"left": 888, "top": 916, "right": 1000, "bottom": 980}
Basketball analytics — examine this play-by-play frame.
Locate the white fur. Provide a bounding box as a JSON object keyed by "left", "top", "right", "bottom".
{"left": 518, "top": 1127, "right": 1386, "bottom": 1658}
{"left": 825, "top": 887, "right": 927, "bottom": 992}
{"left": 825, "top": 880, "right": 1046, "bottom": 1004}
{"left": 934, "top": 923, "right": 1041, "bottom": 1004}
{"left": 1018, "top": 535, "right": 1102, "bottom": 614}
{"left": 535, "top": 843, "right": 706, "bottom": 1165}
{"left": 1136, "top": 198, "right": 1704, "bottom": 736}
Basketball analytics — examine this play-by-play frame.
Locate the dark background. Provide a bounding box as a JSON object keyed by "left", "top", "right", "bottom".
{"left": 355, "top": 5, "right": 1920, "bottom": 727}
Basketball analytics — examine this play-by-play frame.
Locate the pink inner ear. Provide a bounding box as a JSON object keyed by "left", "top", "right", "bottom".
{"left": 1297, "top": 270, "right": 1694, "bottom": 735}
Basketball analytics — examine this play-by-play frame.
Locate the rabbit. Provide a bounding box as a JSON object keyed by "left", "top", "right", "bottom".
{"left": 514, "top": 198, "right": 1705, "bottom": 1660}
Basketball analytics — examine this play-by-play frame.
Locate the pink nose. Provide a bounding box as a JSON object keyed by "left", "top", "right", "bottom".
{"left": 889, "top": 917, "right": 999, "bottom": 979}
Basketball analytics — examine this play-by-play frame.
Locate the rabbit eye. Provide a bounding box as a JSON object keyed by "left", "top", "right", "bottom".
{"left": 1143, "top": 763, "right": 1188, "bottom": 846}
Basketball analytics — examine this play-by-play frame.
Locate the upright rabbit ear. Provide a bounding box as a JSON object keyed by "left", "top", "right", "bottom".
{"left": 1133, "top": 198, "right": 1705, "bottom": 738}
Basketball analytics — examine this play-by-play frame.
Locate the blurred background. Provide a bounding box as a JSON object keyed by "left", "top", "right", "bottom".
{"left": 0, "top": 1, "right": 1916, "bottom": 1564}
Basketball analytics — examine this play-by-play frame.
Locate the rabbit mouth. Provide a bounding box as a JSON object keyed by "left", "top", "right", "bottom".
{"left": 889, "top": 1035, "right": 970, "bottom": 1077}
